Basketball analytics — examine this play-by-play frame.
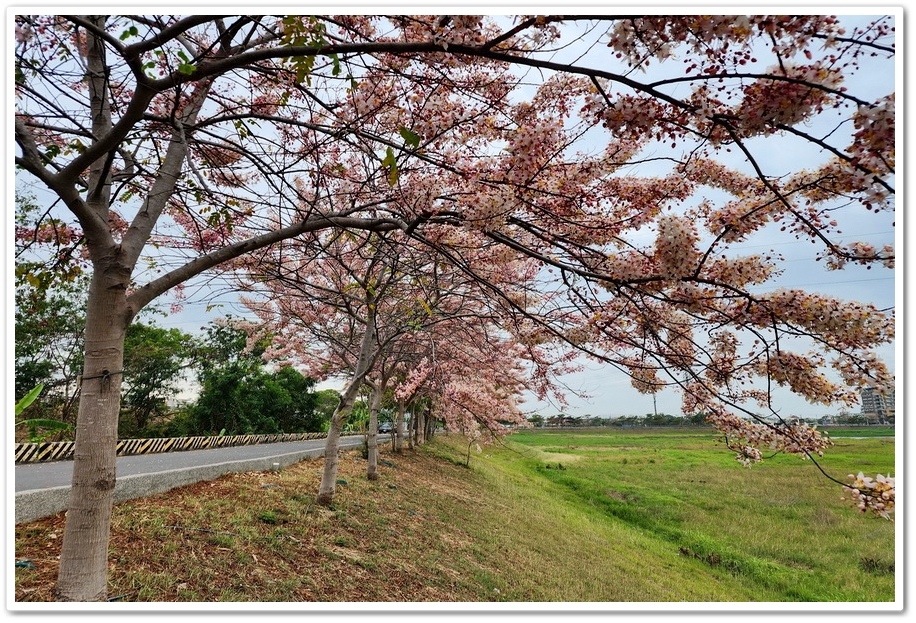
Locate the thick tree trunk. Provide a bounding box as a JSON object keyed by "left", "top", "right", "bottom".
{"left": 53, "top": 16, "right": 127, "bottom": 600}
{"left": 54, "top": 272, "right": 131, "bottom": 601}
{"left": 366, "top": 383, "right": 382, "bottom": 481}
{"left": 48, "top": 17, "right": 214, "bottom": 601}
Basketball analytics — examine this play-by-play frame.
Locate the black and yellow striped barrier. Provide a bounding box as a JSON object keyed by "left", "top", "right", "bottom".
{"left": 14, "top": 431, "right": 361, "bottom": 464}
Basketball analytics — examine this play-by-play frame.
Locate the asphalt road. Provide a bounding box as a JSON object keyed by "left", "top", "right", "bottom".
{"left": 14, "top": 435, "right": 364, "bottom": 524}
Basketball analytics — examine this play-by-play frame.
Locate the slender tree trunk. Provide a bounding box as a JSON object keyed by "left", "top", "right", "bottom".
{"left": 393, "top": 400, "right": 406, "bottom": 453}
{"left": 415, "top": 407, "right": 426, "bottom": 446}
{"left": 317, "top": 305, "right": 378, "bottom": 505}
{"left": 366, "top": 381, "right": 384, "bottom": 480}
{"left": 366, "top": 382, "right": 382, "bottom": 480}
{"left": 425, "top": 404, "right": 436, "bottom": 441}
{"left": 316, "top": 408, "right": 347, "bottom": 506}
{"left": 54, "top": 272, "right": 131, "bottom": 600}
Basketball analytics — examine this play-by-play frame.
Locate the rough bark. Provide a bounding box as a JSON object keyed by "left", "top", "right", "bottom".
{"left": 53, "top": 17, "right": 123, "bottom": 600}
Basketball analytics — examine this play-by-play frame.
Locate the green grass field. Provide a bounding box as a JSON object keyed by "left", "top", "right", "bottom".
{"left": 429, "top": 426, "right": 897, "bottom": 602}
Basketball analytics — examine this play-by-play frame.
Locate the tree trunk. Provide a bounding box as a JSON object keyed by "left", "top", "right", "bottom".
{"left": 366, "top": 382, "right": 382, "bottom": 480}
{"left": 52, "top": 16, "right": 126, "bottom": 600}
{"left": 393, "top": 400, "right": 406, "bottom": 453}
{"left": 317, "top": 306, "right": 378, "bottom": 505}
{"left": 316, "top": 375, "right": 367, "bottom": 505}
{"left": 425, "top": 404, "right": 436, "bottom": 441}
{"left": 316, "top": 409, "right": 347, "bottom": 506}
{"left": 415, "top": 407, "right": 426, "bottom": 446}
{"left": 54, "top": 272, "right": 131, "bottom": 601}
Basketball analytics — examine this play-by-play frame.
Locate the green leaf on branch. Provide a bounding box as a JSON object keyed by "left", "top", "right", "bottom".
{"left": 119, "top": 26, "right": 139, "bottom": 41}
{"left": 289, "top": 55, "right": 316, "bottom": 85}
{"left": 381, "top": 147, "right": 398, "bottom": 186}
{"left": 25, "top": 273, "right": 42, "bottom": 289}
{"left": 399, "top": 127, "right": 421, "bottom": 149}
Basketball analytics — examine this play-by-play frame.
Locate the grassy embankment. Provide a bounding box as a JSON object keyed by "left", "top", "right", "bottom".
{"left": 14, "top": 427, "right": 895, "bottom": 603}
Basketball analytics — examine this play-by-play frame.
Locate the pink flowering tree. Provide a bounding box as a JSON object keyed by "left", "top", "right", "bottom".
{"left": 239, "top": 222, "right": 561, "bottom": 503}
{"left": 240, "top": 229, "right": 424, "bottom": 502}
{"left": 15, "top": 14, "right": 894, "bottom": 600}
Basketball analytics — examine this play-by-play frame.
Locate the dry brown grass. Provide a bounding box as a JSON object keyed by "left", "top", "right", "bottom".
{"left": 14, "top": 446, "right": 503, "bottom": 603}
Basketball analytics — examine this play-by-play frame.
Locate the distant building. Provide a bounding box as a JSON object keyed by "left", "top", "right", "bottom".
{"left": 860, "top": 387, "right": 895, "bottom": 424}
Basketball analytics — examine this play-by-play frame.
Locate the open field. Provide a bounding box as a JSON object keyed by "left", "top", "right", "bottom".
{"left": 14, "top": 427, "right": 895, "bottom": 604}
{"left": 483, "top": 426, "right": 896, "bottom": 602}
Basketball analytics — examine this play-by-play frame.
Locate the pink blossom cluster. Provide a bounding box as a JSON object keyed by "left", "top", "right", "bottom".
{"left": 704, "top": 255, "right": 777, "bottom": 288}
{"left": 515, "top": 16, "right": 562, "bottom": 48}
{"left": 605, "top": 16, "right": 843, "bottom": 72}
{"left": 843, "top": 472, "right": 895, "bottom": 520}
{"left": 435, "top": 15, "right": 487, "bottom": 47}
{"left": 704, "top": 408, "right": 833, "bottom": 467}
{"left": 654, "top": 214, "right": 700, "bottom": 278}
{"left": 622, "top": 358, "right": 663, "bottom": 394}
{"left": 605, "top": 16, "right": 757, "bottom": 66}
{"left": 349, "top": 77, "right": 396, "bottom": 120}
{"left": 681, "top": 158, "right": 762, "bottom": 199}
{"left": 755, "top": 350, "right": 856, "bottom": 405}
{"left": 15, "top": 222, "right": 82, "bottom": 247}
{"left": 823, "top": 241, "right": 895, "bottom": 270}
{"left": 505, "top": 117, "right": 565, "bottom": 185}
{"left": 393, "top": 358, "right": 431, "bottom": 402}
{"left": 832, "top": 351, "right": 894, "bottom": 397}
{"left": 741, "top": 289, "right": 894, "bottom": 352}
{"left": 736, "top": 63, "right": 842, "bottom": 136}
{"left": 851, "top": 94, "right": 895, "bottom": 177}
{"left": 704, "top": 332, "right": 739, "bottom": 384}
{"left": 382, "top": 15, "right": 489, "bottom": 49}
{"left": 594, "top": 95, "right": 672, "bottom": 143}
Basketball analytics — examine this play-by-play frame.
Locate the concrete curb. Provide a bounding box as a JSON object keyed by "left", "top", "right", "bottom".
{"left": 15, "top": 439, "right": 363, "bottom": 524}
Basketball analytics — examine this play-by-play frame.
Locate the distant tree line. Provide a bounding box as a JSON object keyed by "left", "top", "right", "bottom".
{"left": 526, "top": 413, "right": 709, "bottom": 427}
{"left": 526, "top": 412, "right": 879, "bottom": 429}
{"left": 14, "top": 262, "right": 338, "bottom": 441}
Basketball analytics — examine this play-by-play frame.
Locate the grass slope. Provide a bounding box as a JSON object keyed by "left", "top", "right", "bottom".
{"left": 13, "top": 428, "right": 895, "bottom": 604}
{"left": 491, "top": 427, "right": 895, "bottom": 602}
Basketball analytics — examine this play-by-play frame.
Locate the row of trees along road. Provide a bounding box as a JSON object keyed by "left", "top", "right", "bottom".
{"left": 14, "top": 15, "right": 895, "bottom": 600}
{"left": 14, "top": 246, "right": 339, "bottom": 439}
